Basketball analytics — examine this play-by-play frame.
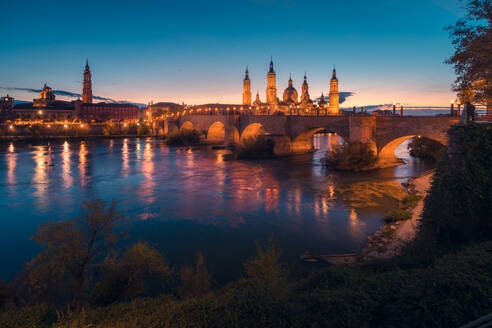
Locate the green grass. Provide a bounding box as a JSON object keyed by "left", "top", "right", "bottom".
{"left": 383, "top": 209, "right": 413, "bottom": 223}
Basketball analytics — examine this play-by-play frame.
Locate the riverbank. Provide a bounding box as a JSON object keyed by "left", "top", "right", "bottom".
{"left": 361, "top": 170, "right": 433, "bottom": 259}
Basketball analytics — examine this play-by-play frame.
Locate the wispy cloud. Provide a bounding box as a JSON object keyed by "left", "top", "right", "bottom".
{"left": 314, "top": 91, "right": 354, "bottom": 104}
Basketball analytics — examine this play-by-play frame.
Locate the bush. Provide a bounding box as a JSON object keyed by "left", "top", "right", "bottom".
{"left": 166, "top": 129, "right": 201, "bottom": 146}
{"left": 237, "top": 136, "right": 274, "bottom": 159}
{"left": 383, "top": 209, "right": 412, "bottom": 223}
{"left": 324, "top": 140, "right": 377, "bottom": 171}
{"left": 419, "top": 123, "right": 492, "bottom": 245}
{"left": 408, "top": 137, "right": 445, "bottom": 161}
{"left": 401, "top": 194, "right": 422, "bottom": 210}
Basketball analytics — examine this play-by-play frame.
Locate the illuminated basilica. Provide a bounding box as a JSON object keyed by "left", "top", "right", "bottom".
{"left": 243, "top": 58, "right": 340, "bottom": 115}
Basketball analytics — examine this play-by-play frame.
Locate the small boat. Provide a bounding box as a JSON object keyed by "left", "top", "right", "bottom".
{"left": 300, "top": 252, "right": 357, "bottom": 265}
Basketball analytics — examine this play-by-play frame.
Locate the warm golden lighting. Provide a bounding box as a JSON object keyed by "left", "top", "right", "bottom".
{"left": 64, "top": 124, "right": 68, "bottom": 128}
{"left": 38, "top": 110, "right": 43, "bottom": 115}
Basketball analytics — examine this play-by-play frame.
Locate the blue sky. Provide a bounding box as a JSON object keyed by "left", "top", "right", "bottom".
{"left": 0, "top": 0, "right": 465, "bottom": 106}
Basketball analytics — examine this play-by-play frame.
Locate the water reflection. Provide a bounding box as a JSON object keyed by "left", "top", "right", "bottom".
{"left": 0, "top": 136, "right": 435, "bottom": 282}
{"left": 122, "top": 138, "right": 129, "bottom": 177}
{"left": 62, "top": 141, "right": 73, "bottom": 189}
{"left": 32, "top": 146, "right": 51, "bottom": 208}
{"left": 6, "top": 144, "right": 17, "bottom": 188}
{"left": 79, "top": 142, "right": 88, "bottom": 186}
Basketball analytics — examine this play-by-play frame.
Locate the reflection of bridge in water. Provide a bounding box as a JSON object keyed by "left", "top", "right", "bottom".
{"left": 157, "top": 114, "right": 459, "bottom": 167}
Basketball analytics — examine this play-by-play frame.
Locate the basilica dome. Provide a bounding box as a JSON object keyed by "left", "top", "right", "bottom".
{"left": 283, "top": 77, "right": 298, "bottom": 104}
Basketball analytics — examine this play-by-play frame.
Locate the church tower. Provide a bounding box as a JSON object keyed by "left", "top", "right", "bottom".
{"left": 301, "top": 73, "right": 311, "bottom": 104}
{"left": 328, "top": 67, "right": 339, "bottom": 115}
{"left": 266, "top": 58, "right": 278, "bottom": 105}
{"left": 82, "top": 59, "right": 93, "bottom": 104}
{"left": 242, "top": 66, "right": 252, "bottom": 105}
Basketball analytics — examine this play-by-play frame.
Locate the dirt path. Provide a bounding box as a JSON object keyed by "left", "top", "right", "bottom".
{"left": 362, "top": 172, "right": 433, "bottom": 259}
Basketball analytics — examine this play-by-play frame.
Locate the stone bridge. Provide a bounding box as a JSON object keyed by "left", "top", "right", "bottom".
{"left": 158, "top": 114, "right": 458, "bottom": 166}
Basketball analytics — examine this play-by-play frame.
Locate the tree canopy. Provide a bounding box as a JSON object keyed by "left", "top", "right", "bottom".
{"left": 446, "top": 0, "right": 492, "bottom": 104}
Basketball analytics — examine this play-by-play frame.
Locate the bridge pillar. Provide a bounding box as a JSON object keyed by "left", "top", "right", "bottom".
{"left": 164, "top": 118, "right": 178, "bottom": 136}
{"left": 348, "top": 116, "right": 377, "bottom": 152}
{"left": 224, "top": 116, "right": 239, "bottom": 146}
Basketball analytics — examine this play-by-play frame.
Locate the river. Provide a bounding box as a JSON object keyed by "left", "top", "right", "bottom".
{"left": 0, "top": 134, "right": 434, "bottom": 282}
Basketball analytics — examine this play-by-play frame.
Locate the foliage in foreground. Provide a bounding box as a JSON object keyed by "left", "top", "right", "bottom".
{"left": 324, "top": 140, "right": 377, "bottom": 171}
{"left": 419, "top": 123, "right": 492, "bottom": 245}
{"left": 1, "top": 241, "right": 491, "bottom": 328}
{"left": 166, "top": 129, "right": 201, "bottom": 146}
{"left": 383, "top": 209, "right": 412, "bottom": 223}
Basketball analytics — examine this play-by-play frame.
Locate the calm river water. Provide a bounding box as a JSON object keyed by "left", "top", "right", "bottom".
{"left": 0, "top": 135, "right": 433, "bottom": 282}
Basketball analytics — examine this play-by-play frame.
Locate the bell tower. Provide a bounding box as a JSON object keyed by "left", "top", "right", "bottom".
{"left": 242, "top": 66, "right": 252, "bottom": 105}
{"left": 328, "top": 67, "right": 339, "bottom": 115}
{"left": 266, "top": 57, "right": 278, "bottom": 105}
{"left": 82, "top": 59, "right": 93, "bottom": 104}
{"left": 301, "top": 73, "right": 311, "bottom": 103}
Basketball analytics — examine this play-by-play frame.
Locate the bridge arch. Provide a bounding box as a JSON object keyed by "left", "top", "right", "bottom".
{"left": 291, "top": 128, "right": 346, "bottom": 153}
{"left": 180, "top": 121, "right": 194, "bottom": 131}
{"left": 240, "top": 123, "right": 266, "bottom": 143}
{"left": 377, "top": 135, "right": 445, "bottom": 166}
{"left": 207, "top": 122, "right": 225, "bottom": 142}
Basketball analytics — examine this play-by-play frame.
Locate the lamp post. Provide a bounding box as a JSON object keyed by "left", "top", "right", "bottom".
{"left": 457, "top": 101, "right": 461, "bottom": 117}
{"left": 450, "top": 100, "right": 455, "bottom": 116}
{"left": 400, "top": 103, "right": 404, "bottom": 116}
{"left": 361, "top": 104, "right": 364, "bottom": 114}
{"left": 289, "top": 105, "right": 292, "bottom": 116}
{"left": 393, "top": 102, "right": 396, "bottom": 115}
{"left": 297, "top": 105, "right": 300, "bottom": 115}
{"left": 353, "top": 104, "right": 356, "bottom": 114}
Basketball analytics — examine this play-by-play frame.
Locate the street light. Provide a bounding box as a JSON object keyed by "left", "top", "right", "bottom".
{"left": 450, "top": 99, "right": 455, "bottom": 116}
{"left": 393, "top": 102, "right": 396, "bottom": 115}
{"left": 400, "top": 103, "right": 404, "bottom": 116}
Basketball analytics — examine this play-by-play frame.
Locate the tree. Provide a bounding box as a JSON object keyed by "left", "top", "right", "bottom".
{"left": 244, "top": 236, "right": 286, "bottom": 285}
{"left": 324, "top": 141, "right": 377, "bottom": 171}
{"left": 91, "top": 242, "right": 170, "bottom": 305}
{"left": 179, "top": 252, "right": 211, "bottom": 298}
{"left": 23, "top": 199, "right": 124, "bottom": 308}
{"left": 419, "top": 124, "right": 492, "bottom": 245}
{"left": 446, "top": 0, "right": 492, "bottom": 105}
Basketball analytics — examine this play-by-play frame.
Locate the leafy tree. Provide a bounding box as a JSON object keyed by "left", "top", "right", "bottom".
{"left": 91, "top": 242, "right": 171, "bottom": 305}
{"left": 324, "top": 140, "right": 377, "bottom": 171}
{"left": 446, "top": 0, "right": 492, "bottom": 104}
{"left": 22, "top": 199, "right": 124, "bottom": 308}
{"left": 179, "top": 252, "right": 211, "bottom": 298}
{"left": 408, "top": 137, "right": 445, "bottom": 161}
{"left": 244, "top": 236, "right": 286, "bottom": 286}
{"left": 237, "top": 136, "right": 274, "bottom": 159}
{"left": 166, "top": 129, "right": 201, "bottom": 146}
{"left": 419, "top": 123, "right": 492, "bottom": 245}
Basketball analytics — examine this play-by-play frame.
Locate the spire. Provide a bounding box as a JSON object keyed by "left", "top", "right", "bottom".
{"left": 331, "top": 65, "right": 337, "bottom": 80}
{"left": 269, "top": 57, "right": 275, "bottom": 73}
{"left": 244, "top": 66, "right": 250, "bottom": 80}
{"left": 303, "top": 72, "right": 308, "bottom": 85}
{"left": 288, "top": 74, "right": 293, "bottom": 87}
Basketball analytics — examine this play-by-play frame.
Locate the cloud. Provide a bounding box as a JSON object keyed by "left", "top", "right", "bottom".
{"left": 313, "top": 91, "right": 354, "bottom": 104}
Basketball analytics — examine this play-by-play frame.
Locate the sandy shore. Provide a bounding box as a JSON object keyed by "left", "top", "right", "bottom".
{"left": 361, "top": 171, "right": 433, "bottom": 259}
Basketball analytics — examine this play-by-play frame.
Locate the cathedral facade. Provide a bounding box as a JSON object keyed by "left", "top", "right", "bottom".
{"left": 243, "top": 59, "right": 340, "bottom": 115}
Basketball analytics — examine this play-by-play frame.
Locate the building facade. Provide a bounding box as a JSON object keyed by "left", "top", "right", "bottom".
{"left": 2, "top": 61, "right": 139, "bottom": 122}
{"left": 242, "top": 67, "right": 252, "bottom": 106}
{"left": 245, "top": 59, "right": 340, "bottom": 115}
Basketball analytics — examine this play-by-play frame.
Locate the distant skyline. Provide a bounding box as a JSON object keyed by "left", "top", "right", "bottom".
{"left": 1, "top": 0, "right": 465, "bottom": 106}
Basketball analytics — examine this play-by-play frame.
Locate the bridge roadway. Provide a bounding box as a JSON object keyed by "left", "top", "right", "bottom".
{"left": 156, "top": 114, "right": 458, "bottom": 167}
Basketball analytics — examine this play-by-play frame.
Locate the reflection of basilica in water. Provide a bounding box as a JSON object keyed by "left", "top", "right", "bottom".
{"left": 242, "top": 58, "right": 340, "bottom": 115}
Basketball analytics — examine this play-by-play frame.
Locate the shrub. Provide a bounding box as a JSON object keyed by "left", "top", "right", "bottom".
{"left": 324, "top": 140, "right": 377, "bottom": 171}
{"left": 237, "top": 136, "right": 274, "bottom": 159}
{"left": 166, "top": 129, "right": 201, "bottom": 146}
{"left": 408, "top": 137, "right": 445, "bottom": 161}
{"left": 419, "top": 123, "right": 492, "bottom": 245}
{"left": 401, "top": 194, "right": 423, "bottom": 210}
{"left": 383, "top": 209, "right": 412, "bottom": 223}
